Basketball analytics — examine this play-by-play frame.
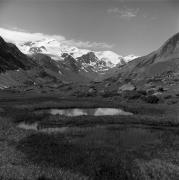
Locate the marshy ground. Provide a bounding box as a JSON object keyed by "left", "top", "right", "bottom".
{"left": 0, "top": 92, "right": 179, "bottom": 180}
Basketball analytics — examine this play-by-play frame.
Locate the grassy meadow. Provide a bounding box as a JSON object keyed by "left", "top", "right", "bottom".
{"left": 0, "top": 93, "right": 178, "bottom": 180}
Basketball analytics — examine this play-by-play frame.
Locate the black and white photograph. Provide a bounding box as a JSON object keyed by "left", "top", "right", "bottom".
{"left": 0, "top": 0, "right": 179, "bottom": 179}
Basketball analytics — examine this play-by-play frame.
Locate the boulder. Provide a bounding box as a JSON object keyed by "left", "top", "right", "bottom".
{"left": 153, "top": 92, "right": 163, "bottom": 97}
{"left": 118, "top": 83, "right": 136, "bottom": 93}
{"left": 146, "top": 86, "right": 166, "bottom": 95}
{"left": 87, "top": 88, "right": 97, "bottom": 96}
{"left": 99, "top": 89, "right": 105, "bottom": 95}
{"left": 105, "top": 83, "right": 111, "bottom": 88}
{"left": 88, "top": 88, "right": 96, "bottom": 93}
{"left": 146, "top": 88, "right": 156, "bottom": 95}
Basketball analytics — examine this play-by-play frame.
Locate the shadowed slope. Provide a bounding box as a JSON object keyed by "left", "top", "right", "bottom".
{"left": 0, "top": 36, "right": 36, "bottom": 72}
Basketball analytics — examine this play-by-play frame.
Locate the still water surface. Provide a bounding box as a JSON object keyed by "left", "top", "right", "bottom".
{"left": 17, "top": 107, "right": 179, "bottom": 149}
{"left": 49, "top": 108, "right": 133, "bottom": 116}
{"left": 17, "top": 122, "right": 179, "bottom": 149}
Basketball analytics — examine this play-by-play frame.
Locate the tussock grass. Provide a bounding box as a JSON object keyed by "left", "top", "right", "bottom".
{"left": 0, "top": 96, "right": 178, "bottom": 180}
{"left": 132, "top": 159, "right": 179, "bottom": 180}
{"left": 1, "top": 96, "right": 178, "bottom": 129}
{"left": 0, "top": 117, "right": 88, "bottom": 180}
{"left": 16, "top": 132, "right": 134, "bottom": 180}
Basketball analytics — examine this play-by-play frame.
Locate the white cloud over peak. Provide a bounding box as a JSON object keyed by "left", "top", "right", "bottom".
{"left": 107, "top": 7, "right": 139, "bottom": 19}
{"left": 0, "top": 27, "right": 65, "bottom": 43}
{"left": 0, "top": 27, "right": 113, "bottom": 50}
{"left": 64, "top": 39, "right": 113, "bottom": 49}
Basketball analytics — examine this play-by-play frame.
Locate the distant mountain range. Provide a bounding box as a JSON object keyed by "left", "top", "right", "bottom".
{"left": 0, "top": 36, "right": 123, "bottom": 88}
{"left": 17, "top": 38, "right": 139, "bottom": 70}
{"left": 0, "top": 32, "right": 178, "bottom": 91}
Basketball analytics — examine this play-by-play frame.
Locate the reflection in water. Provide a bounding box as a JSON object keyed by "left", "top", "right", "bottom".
{"left": 17, "top": 122, "right": 68, "bottom": 133}
{"left": 94, "top": 108, "right": 132, "bottom": 116}
{"left": 50, "top": 108, "right": 133, "bottom": 116}
{"left": 17, "top": 122, "right": 179, "bottom": 149}
{"left": 18, "top": 122, "right": 38, "bottom": 130}
{"left": 51, "top": 109, "right": 88, "bottom": 116}
{"left": 40, "top": 127, "right": 68, "bottom": 133}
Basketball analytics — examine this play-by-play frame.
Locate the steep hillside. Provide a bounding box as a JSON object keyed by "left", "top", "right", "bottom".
{"left": 113, "top": 32, "right": 179, "bottom": 86}
{"left": 91, "top": 32, "right": 179, "bottom": 98}
{"left": 32, "top": 52, "right": 108, "bottom": 82}
{"left": 77, "top": 52, "right": 110, "bottom": 72}
{"left": 0, "top": 36, "right": 35, "bottom": 72}
{"left": 31, "top": 53, "right": 99, "bottom": 83}
{"left": 0, "top": 36, "right": 101, "bottom": 88}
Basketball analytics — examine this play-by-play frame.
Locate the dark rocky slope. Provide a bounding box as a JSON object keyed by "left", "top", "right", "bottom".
{"left": 0, "top": 36, "right": 35, "bottom": 72}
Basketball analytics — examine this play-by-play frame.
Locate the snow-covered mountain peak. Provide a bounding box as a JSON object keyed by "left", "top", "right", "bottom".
{"left": 17, "top": 38, "right": 90, "bottom": 60}
{"left": 124, "top": 54, "right": 139, "bottom": 62}
{"left": 42, "top": 38, "right": 63, "bottom": 47}
{"left": 95, "top": 51, "right": 124, "bottom": 65}
{"left": 16, "top": 38, "right": 139, "bottom": 70}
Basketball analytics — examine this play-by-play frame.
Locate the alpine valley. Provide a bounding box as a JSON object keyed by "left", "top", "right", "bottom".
{"left": 1, "top": 0, "right": 179, "bottom": 179}
{"left": 0, "top": 32, "right": 178, "bottom": 96}
{"left": 0, "top": 36, "right": 139, "bottom": 89}
{"left": 0, "top": 31, "right": 179, "bottom": 180}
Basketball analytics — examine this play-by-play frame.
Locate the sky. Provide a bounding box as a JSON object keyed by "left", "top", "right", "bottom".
{"left": 0, "top": 0, "right": 179, "bottom": 56}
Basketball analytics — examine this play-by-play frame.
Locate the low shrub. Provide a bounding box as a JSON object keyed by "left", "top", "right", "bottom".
{"left": 122, "top": 90, "right": 142, "bottom": 100}
{"left": 3, "top": 108, "right": 50, "bottom": 123}
{"left": 100, "top": 90, "right": 118, "bottom": 98}
{"left": 137, "top": 90, "right": 147, "bottom": 96}
{"left": 72, "top": 91, "right": 88, "bottom": 97}
{"left": 143, "top": 95, "right": 159, "bottom": 104}
{"left": 164, "top": 95, "right": 172, "bottom": 99}
{"left": 41, "top": 90, "right": 47, "bottom": 93}
{"left": 167, "top": 99, "right": 178, "bottom": 105}
{"left": 158, "top": 87, "right": 164, "bottom": 92}
{"left": 146, "top": 89, "right": 155, "bottom": 95}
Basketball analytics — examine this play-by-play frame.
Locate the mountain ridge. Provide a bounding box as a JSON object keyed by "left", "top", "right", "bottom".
{"left": 0, "top": 32, "right": 178, "bottom": 92}
{"left": 0, "top": 36, "right": 36, "bottom": 73}
{"left": 16, "top": 38, "right": 139, "bottom": 68}
{"left": 104, "top": 32, "right": 179, "bottom": 89}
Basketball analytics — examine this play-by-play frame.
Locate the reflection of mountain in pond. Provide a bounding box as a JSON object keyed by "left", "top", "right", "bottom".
{"left": 18, "top": 122, "right": 38, "bottom": 130}
{"left": 17, "top": 122, "right": 179, "bottom": 149}
{"left": 50, "top": 108, "right": 133, "bottom": 116}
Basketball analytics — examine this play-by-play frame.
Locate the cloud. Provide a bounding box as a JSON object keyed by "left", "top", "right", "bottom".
{"left": 64, "top": 39, "right": 113, "bottom": 49}
{"left": 0, "top": 27, "right": 65, "bottom": 43}
{"left": 0, "top": 27, "right": 113, "bottom": 50}
{"left": 107, "top": 7, "right": 139, "bottom": 19}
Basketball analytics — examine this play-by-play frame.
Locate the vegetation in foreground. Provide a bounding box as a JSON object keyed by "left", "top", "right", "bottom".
{"left": 0, "top": 96, "right": 178, "bottom": 180}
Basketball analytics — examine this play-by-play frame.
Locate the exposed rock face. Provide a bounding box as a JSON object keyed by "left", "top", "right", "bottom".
{"left": 29, "top": 46, "right": 46, "bottom": 53}
{"left": 77, "top": 52, "right": 100, "bottom": 64}
{"left": 76, "top": 52, "right": 110, "bottom": 73}
{"left": 31, "top": 53, "right": 60, "bottom": 73}
{"left": 63, "top": 54, "right": 81, "bottom": 72}
{"left": 158, "top": 32, "right": 179, "bottom": 58}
